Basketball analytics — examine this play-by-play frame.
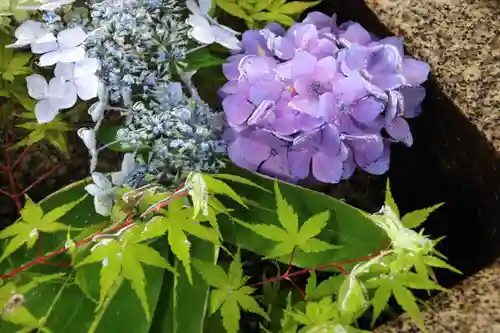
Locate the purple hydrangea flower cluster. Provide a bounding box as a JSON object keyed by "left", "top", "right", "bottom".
{"left": 219, "top": 12, "right": 429, "bottom": 184}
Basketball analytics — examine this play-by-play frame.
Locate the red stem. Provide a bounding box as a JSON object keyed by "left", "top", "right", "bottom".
{"left": 21, "top": 164, "right": 63, "bottom": 195}
{"left": 0, "top": 188, "right": 14, "bottom": 198}
{"left": 12, "top": 145, "right": 32, "bottom": 170}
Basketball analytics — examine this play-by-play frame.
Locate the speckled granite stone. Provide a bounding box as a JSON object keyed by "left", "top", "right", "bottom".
{"left": 360, "top": 0, "right": 500, "bottom": 331}
{"left": 365, "top": 0, "right": 500, "bottom": 150}
{"left": 375, "top": 259, "right": 500, "bottom": 332}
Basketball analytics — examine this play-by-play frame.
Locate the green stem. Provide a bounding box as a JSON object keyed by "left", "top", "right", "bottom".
{"left": 36, "top": 275, "right": 71, "bottom": 332}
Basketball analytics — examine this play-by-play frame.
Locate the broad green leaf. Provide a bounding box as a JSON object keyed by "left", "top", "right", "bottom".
{"left": 370, "top": 282, "right": 391, "bottom": 327}
{"left": 181, "top": 221, "right": 220, "bottom": 246}
{"left": 400, "top": 203, "right": 444, "bottom": 229}
{"left": 422, "top": 255, "right": 462, "bottom": 274}
{"left": 215, "top": 0, "right": 250, "bottom": 19}
{"left": 0, "top": 179, "right": 167, "bottom": 333}
{"left": 252, "top": 11, "right": 295, "bottom": 26}
{"left": 269, "top": 0, "right": 286, "bottom": 11}
{"left": 274, "top": 181, "right": 298, "bottom": 235}
{"left": 18, "top": 273, "right": 66, "bottom": 294}
{"left": 37, "top": 221, "right": 70, "bottom": 233}
{"left": 98, "top": 255, "right": 121, "bottom": 310}
{"left": 193, "top": 259, "right": 228, "bottom": 289}
{"left": 392, "top": 284, "right": 426, "bottom": 332}
{"left": 217, "top": 165, "right": 387, "bottom": 271}
{"left": 221, "top": 296, "right": 240, "bottom": 333}
{"left": 227, "top": 250, "right": 243, "bottom": 288}
{"left": 211, "top": 174, "right": 270, "bottom": 193}
{"left": 297, "top": 210, "right": 329, "bottom": 242}
{"left": 276, "top": 0, "right": 320, "bottom": 14}
{"left": 308, "top": 275, "right": 345, "bottom": 301}
{"left": 184, "top": 49, "right": 226, "bottom": 70}
{"left": 1, "top": 233, "right": 30, "bottom": 262}
{"left": 299, "top": 238, "right": 338, "bottom": 253}
{"left": 2, "top": 306, "right": 39, "bottom": 328}
{"left": 151, "top": 238, "right": 219, "bottom": 333}
{"left": 203, "top": 174, "right": 247, "bottom": 208}
{"left": 384, "top": 179, "right": 399, "bottom": 219}
{"left": 337, "top": 275, "right": 367, "bottom": 321}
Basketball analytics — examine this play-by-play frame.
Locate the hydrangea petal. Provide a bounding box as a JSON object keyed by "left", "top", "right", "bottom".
{"left": 227, "top": 135, "right": 271, "bottom": 171}
{"left": 30, "top": 33, "right": 57, "bottom": 54}
{"left": 54, "top": 62, "right": 74, "bottom": 80}
{"left": 312, "top": 151, "right": 343, "bottom": 183}
{"left": 26, "top": 74, "right": 48, "bottom": 100}
{"left": 75, "top": 74, "right": 99, "bottom": 100}
{"left": 402, "top": 58, "right": 430, "bottom": 85}
{"left": 291, "top": 50, "right": 317, "bottom": 77}
{"left": 58, "top": 46, "right": 86, "bottom": 63}
{"left": 85, "top": 184, "right": 105, "bottom": 197}
{"left": 222, "top": 94, "right": 254, "bottom": 126}
{"left": 385, "top": 117, "right": 413, "bottom": 147}
{"left": 92, "top": 172, "right": 113, "bottom": 191}
{"left": 351, "top": 97, "right": 384, "bottom": 124}
{"left": 57, "top": 27, "right": 86, "bottom": 49}
{"left": 34, "top": 99, "right": 59, "bottom": 123}
{"left": 288, "top": 149, "right": 312, "bottom": 179}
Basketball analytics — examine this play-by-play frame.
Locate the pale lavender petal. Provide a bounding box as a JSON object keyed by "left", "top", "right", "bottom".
{"left": 314, "top": 56, "right": 337, "bottom": 84}
{"left": 341, "top": 147, "right": 356, "bottom": 179}
{"left": 338, "top": 22, "right": 371, "bottom": 45}
{"left": 222, "top": 95, "right": 254, "bottom": 126}
{"left": 294, "top": 77, "right": 313, "bottom": 96}
{"left": 242, "top": 30, "right": 271, "bottom": 56}
{"left": 218, "top": 80, "right": 239, "bottom": 98}
{"left": 400, "top": 86, "right": 425, "bottom": 118}
{"left": 288, "top": 149, "right": 312, "bottom": 179}
{"left": 361, "top": 143, "right": 390, "bottom": 175}
{"left": 222, "top": 55, "right": 245, "bottom": 80}
{"left": 371, "top": 74, "right": 404, "bottom": 91}
{"left": 333, "top": 73, "right": 367, "bottom": 104}
{"left": 291, "top": 50, "right": 317, "bottom": 77}
{"left": 309, "top": 38, "right": 337, "bottom": 59}
{"left": 227, "top": 135, "right": 271, "bottom": 171}
{"left": 351, "top": 97, "right": 384, "bottom": 124}
{"left": 352, "top": 134, "right": 384, "bottom": 165}
{"left": 320, "top": 124, "right": 341, "bottom": 156}
{"left": 384, "top": 90, "right": 400, "bottom": 124}
{"left": 259, "top": 149, "right": 293, "bottom": 180}
{"left": 290, "top": 96, "right": 320, "bottom": 118}
{"left": 302, "top": 12, "right": 333, "bottom": 30}
{"left": 385, "top": 117, "right": 413, "bottom": 146}
{"left": 402, "top": 58, "right": 430, "bottom": 85}
{"left": 312, "top": 151, "right": 343, "bottom": 183}
{"left": 265, "top": 23, "right": 286, "bottom": 36}
{"left": 291, "top": 24, "right": 319, "bottom": 50}
{"left": 249, "top": 79, "right": 283, "bottom": 105}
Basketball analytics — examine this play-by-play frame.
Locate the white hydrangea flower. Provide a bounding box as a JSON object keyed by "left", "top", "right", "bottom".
{"left": 18, "top": 0, "right": 76, "bottom": 11}
{"left": 54, "top": 58, "right": 99, "bottom": 101}
{"left": 112, "top": 153, "right": 136, "bottom": 186}
{"left": 26, "top": 74, "right": 77, "bottom": 123}
{"left": 85, "top": 172, "right": 114, "bottom": 216}
{"left": 6, "top": 20, "right": 52, "bottom": 51}
{"left": 33, "top": 27, "right": 87, "bottom": 67}
{"left": 88, "top": 82, "right": 109, "bottom": 123}
{"left": 77, "top": 127, "right": 98, "bottom": 172}
{"left": 186, "top": 0, "right": 241, "bottom": 51}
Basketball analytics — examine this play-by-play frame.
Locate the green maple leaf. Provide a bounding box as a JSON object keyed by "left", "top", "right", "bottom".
{"left": 138, "top": 202, "right": 221, "bottom": 284}
{"left": 0, "top": 195, "right": 84, "bottom": 262}
{"left": 76, "top": 233, "right": 176, "bottom": 320}
{"left": 239, "top": 181, "right": 339, "bottom": 259}
{"left": 194, "top": 251, "right": 269, "bottom": 333}
{"left": 1, "top": 52, "right": 32, "bottom": 82}
{"left": 11, "top": 112, "right": 71, "bottom": 155}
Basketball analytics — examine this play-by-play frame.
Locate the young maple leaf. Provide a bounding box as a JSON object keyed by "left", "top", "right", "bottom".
{"left": 137, "top": 197, "right": 221, "bottom": 284}
{"left": 194, "top": 250, "right": 269, "bottom": 333}
{"left": 76, "top": 232, "right": 176, "bottom": 321}
{"left": 239, "top": 181, "right": 340, "bottom": 259}
{"left": 0, "top": 195, "right": 84, "bottom": 262}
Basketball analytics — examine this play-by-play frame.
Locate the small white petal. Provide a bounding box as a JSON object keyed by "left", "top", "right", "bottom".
{"left": 39, "top": 0, "right": 76, "bottom": 10}
{"left": 38, "top": 50, "right": 60, "bottom": 67}
{"left": 187, "top": 15, "right": 214, "bottom": 44}
{"left": 47, "top": 77, "right": 66, "bottom": 99}
{"left": 88, "top": 102, "right": 106, "bottom": 122}
{"left": 34, "top": 99, "right": 59, "bottom": 123}
{"left": 54, "top": 62, "right": 74, "bottom": 80}
{"left": 212, "top": 25, "right": 240, "bottom": 50}
{"left": 74, "top": 58, "right": 100, "bottom": 78}
{"left": 111, "top": 172, "right": 126, "bottom": 187}
{"left": 57, "top": 27, "right": 86, "bottom": 49}
{"left": 30, "top": 33, "right": 57, "bottom": 54}
{"left": 94, "top": 196, "right": 113, "bottom": 216}
{"left": 77, "top": 127, "right": 97, "bottom": 151}
{"left": 75, "top": 74, "right": 98, "bottom": 100}
{"left": 6, "top": 40, "right": 32, "bottom": 49}
{"left": 26, "top": 74, "right": 48, "bottom": 100}
{"left": 57, "top": 46, "right": 85, "bottom": 63}
{"left": 85, "top": 184, "right": 105, "bottom": 197}
{"left": 52, "top": 83, "right": 77, "bottom": 109}
{"left": 15, "top": 20, "right": 47, "bottom": 40}
{"left": 91, "top": 172, "right": 113, "bottom": 191}
{"left": 112, "top": 153, "right": 135, "bottom": 186}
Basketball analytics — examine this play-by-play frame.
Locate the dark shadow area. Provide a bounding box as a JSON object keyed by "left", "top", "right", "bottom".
{"left": 319, "top": 0, "right": 500, "bottom": 289}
